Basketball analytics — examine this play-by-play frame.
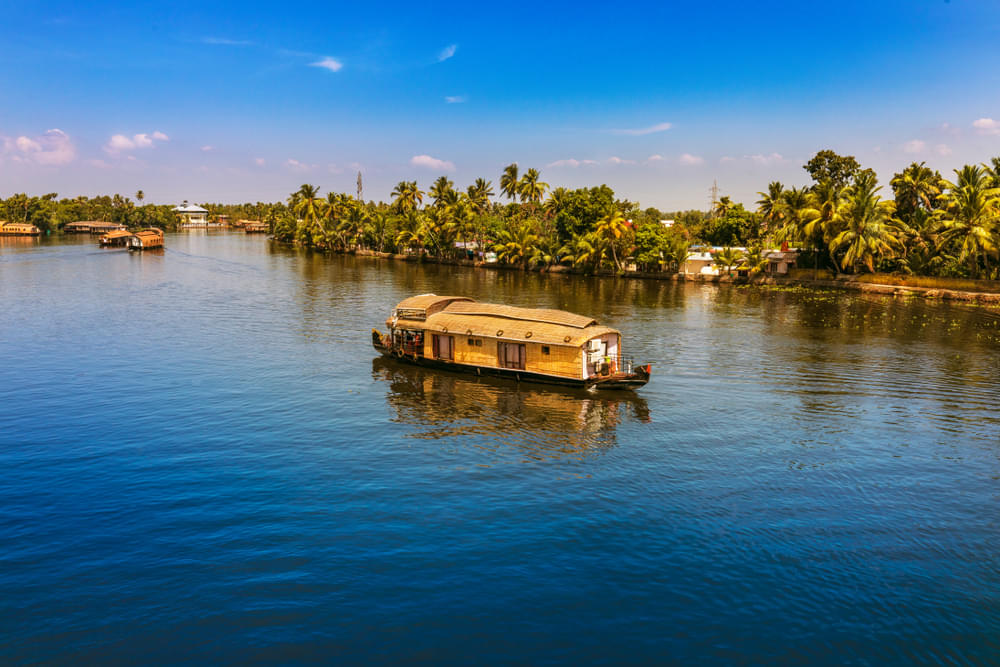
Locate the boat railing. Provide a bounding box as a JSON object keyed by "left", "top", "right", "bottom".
{"left": 591, "top": 354, "right": 637, "bottom": 376}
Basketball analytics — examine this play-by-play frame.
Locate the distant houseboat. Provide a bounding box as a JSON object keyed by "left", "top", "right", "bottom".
{"left": 127, "top": 228, "right": 164, "bottom": 250}
{"left": 0, "top": 222, "right": 42, "bottom": 236}
{"left": 372, "top": 295, "right": 651, "bottom": 390}
{"left": 244, "top": 221, "right": 269, "bottom": 233}
{"left": 99, "top": 229, "right": 132, "bottom": 247}
{"left": 64, "top": 221, "right": 127, "bottom": 234}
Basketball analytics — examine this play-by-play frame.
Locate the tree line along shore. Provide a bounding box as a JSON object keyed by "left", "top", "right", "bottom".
{"left": 4, "top": 150, "right": 1000, "bottom": 285}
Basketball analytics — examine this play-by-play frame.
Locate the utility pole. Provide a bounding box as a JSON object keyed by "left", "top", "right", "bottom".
{"left": 356, "top": 171, "right": 363, "bottom": 202}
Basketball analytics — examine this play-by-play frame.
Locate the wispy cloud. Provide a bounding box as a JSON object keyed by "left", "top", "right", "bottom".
{"left": 202, "top": 37, "right": 254, "bottom": 46}
{"left": 310, "top": 57, "right": 343, "bottom": 72}
{"left": 4, "top": 128, "right": 76, "bottom": 165}
{"left": 720, "top": 156, "right": 737, "bottom": 164}
{"left": 285, "top": 158, "right": 312, "bottom": 170}
{"left": 935, "top": 144, "right": 952, "bottom": 156}
{"left": 746, "top": 152, "right": 784, "bottom": 165}
{"left": 438, "top": 44, "right": 457, "bottom": 62}
{"left": 678, "top": 153, "right": 704, "bottom": 166}
{"left": 411, "top": 154, "right": 455, "bottom": 171}
{"left": 254, "top": 157, "right": 266, "bottom": 166}
{"left": 104, "top": 131, "right": 168, "bottom": 154}
{"left": 547, "top": 158, "right": 598, "bottom": 168}
{"left": 903, "top": 139, "right": 926, "bottom": 154}
{"left": 200, "top": 145, "right": 214, "bottom": 152}
{"left": 445, "top": 95, "right": 467, "bottom": 104}
{"left": 608, "top": 156, "right": 636, "bottom": 165}
{"left": 612, "top": 121, "right": 672, "bottom": 136}
{"left": 645, "top": 154, "right": 665, "bottom": 164}
{"left": 973, "top": 117, "right": 1000, "bottom": 136}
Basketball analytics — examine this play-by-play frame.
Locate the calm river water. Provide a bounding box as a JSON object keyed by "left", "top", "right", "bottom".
{"left": 1, "top": 232, "right": 998, "bottom": 664}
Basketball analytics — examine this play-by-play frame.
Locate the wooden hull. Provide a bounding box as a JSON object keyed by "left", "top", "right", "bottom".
{"left": 372, "top": 337, "right": 650, "bottom": 390}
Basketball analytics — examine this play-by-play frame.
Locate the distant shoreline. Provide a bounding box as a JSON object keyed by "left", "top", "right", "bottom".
{"left": 319, "top": 246, "right": 1000, "bottom": 306}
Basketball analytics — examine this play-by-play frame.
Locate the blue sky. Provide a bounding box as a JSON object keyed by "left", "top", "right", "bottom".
{"left": 2, "top": 0, "right": 999, "bottom": 209}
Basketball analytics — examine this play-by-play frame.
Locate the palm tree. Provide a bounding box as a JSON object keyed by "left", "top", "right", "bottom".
{"left": 594, "top": 210, "right": 630, "bottom": 271}
{"left": 517, "top": 168, "right": 549, "bottom": 203}
{"left": 935, "top": 164, "right": 1000, "bottom": 278}
{"left": 560, "top": 232, "right": 603, "bottom": 273}
{"left": 713, "top": 247, "right": 744, "bottom": 276}
{"left": 662, "top": 235, "right": 691, "bottom": 273}
{"left": 467, "top": 178, "right": 494, "bottom": 215}
{"left": 500, "top": 163, "right": 519, "bottom": 201}
{"left": 429, "top": 176, "right": 455, "bottom": 208}
{"left": 713, "top": 195, "right": 732, "bottom": 218}
{"left": 135, "top": 190, "right": 145, "bottom": 205}
{"left": 756, "top": 181, "right": 784, "bottom": 239}
{"left": 544, "top": 187, "right": 569, "bottom": 219}
{"left": 830, "top": 171, "right": 899, "bottom": 273}
{"left": 391, "top": 181, "right": 424, "bottom": 213}
{"left": 891, "top": 162, "right": 942, "bottom": 223}
{"left": 493, "top": 221, "right": 540, "bottom": 269}
{"left": 292, "top": 184, "right": 325, "bottom": 243}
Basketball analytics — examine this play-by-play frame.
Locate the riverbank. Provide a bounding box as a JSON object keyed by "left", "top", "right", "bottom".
{"left": 342, "top": 247, "right": 1000, "bottom": 306}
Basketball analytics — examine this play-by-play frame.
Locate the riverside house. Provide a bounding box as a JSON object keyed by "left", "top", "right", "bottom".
{"left": 173, "top": 202, "right": 209, "bottom": 227}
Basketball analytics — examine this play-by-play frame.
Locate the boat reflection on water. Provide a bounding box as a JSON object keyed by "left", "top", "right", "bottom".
{"left": 372, "top": 357, "right": 650, "bottom": 459}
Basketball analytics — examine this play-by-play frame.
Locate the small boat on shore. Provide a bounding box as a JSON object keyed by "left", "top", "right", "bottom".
{"left": 372, "top": 294, "right": 651, "bottom": 390}
{"left": 127, "top": 228, "right": 164, "bottom": 251}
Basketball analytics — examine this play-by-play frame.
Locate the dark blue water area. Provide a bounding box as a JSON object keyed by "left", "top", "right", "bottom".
{"left": 1, "top": 233, "right": 999, "bottom": 664}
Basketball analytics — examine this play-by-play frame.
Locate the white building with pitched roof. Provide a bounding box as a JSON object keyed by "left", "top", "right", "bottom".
{"left": 173, "top": 201, "right": 209, "bottom": 227}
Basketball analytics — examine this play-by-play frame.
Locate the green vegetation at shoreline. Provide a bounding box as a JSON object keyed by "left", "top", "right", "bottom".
{"left": 4, "top": 149, "right": 1000, "bottom": 280}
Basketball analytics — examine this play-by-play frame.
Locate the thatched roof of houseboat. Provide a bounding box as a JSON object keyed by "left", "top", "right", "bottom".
{"left": 443, "top": 301, "right": 598, "bottom": 328}
{"left": 419, "top": 312, "right": 617, "bottom": 347}
{"left": 391, "top": 295, "right": 617, "bottom": 347}
{"left": 393, "top": 294, "right": 473, "bottom": 313}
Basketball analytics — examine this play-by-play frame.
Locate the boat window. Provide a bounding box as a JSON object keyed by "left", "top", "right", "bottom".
{"left": 432, "top": 334, "right": 454, "bottom": 360}
{"left": 542, "top": 346, "right": 550, "bottom": 355}
{"left": 498, "top": 342, "right": 526, "bottom": 370}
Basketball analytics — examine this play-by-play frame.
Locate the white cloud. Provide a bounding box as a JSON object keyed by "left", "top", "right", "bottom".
{"left": 310, "top": 57, "right": 343, "bottom": 72}
{"left": 410, "top": 154, "right": 455, "bottom": 171}
{"left": 548, "top": 159, "right": 582, "bottom": 168}
{"left": 612, "top": 121, "right": 672, "bottom": 136}
{"left": 445, "top": 95, "right": 467, "bottom": 104}
{"left": 973, "top": 118, "right": 1000, "bottom": 135}
{"left": 608, "top": 156, "right": 635, "bottom": 165}
{"left": 254, "top": 157, "right": 266, "bottom": 166}
{"left": 935, "top": 143, "right": 952, "bottom": 156}
{"left": 202, "top": 37, "right": 254, "bottom": 46}
{"left": 87, "top": 158, "right": 111, "bottom": 168}
{"left": 16, "top": 136, "right": 41, "bottom": 152}
{"left": 438, "top": 44, "right": 457, "bottom": 62}
{"left": 285, "top": 158, "right": 311, "bottom": 170}
{"left": 9, "top": 128, "right": 76, "bottom": 165}
{"left": 719, "top": 156, "right": 736, "bottom": 164}
{"left": 678, "top": 153, "right": 704, "bottom": 166}
{"left": 903, "top": 139, "right": 926, "bottom": 154}
{"left": 201, "top": 145, "right": 214, "bottom": 152}
{"left": 746, "top": 152, "right": 784, "bottom": 165}
{"left": 104, "top": 131, "right": 168, "bottom": 154}
{"left": 645, "top": 154, "right": 665, "bottom": 163}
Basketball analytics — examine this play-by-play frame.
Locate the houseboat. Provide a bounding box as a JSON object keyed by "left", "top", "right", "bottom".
{"left": 372, "top": 295, "right": 651, "bottom": 390}
{"left": 127, "top": 228, "right": 164, "bottom": 251}
{"left": 99, "top": 229, "right": 132, "bottom": 247}
{"left": 0, "top": 222, "right": 42, "bottom": 236}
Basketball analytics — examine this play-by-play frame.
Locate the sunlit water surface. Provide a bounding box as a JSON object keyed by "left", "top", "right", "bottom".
{"left": 1, "top": 233, "right": 998, "bottom": 663}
